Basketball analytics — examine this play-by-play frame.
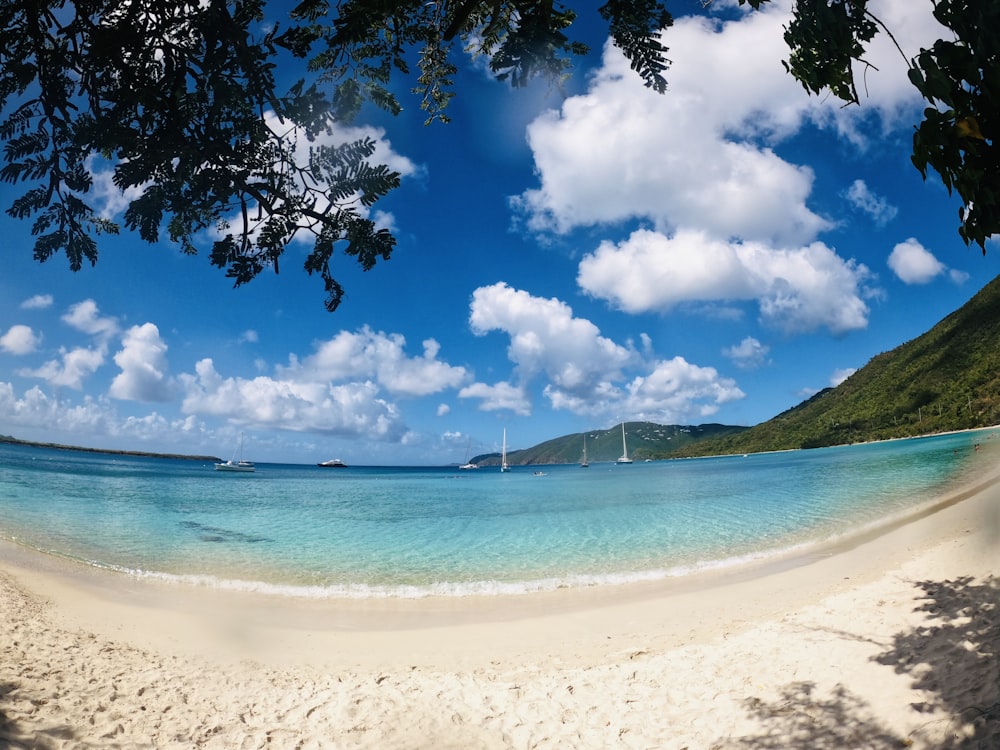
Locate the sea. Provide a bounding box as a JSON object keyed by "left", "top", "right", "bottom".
{"left": 0, "top": 431, "right": 994, "bottom": 599}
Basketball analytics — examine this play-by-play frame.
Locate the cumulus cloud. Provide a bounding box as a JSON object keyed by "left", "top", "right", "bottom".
{"left": 846, "top": 179, "right": 898, "bottom": 226}
{"left": 16, "top": 299, "right": 122, "bottom": 389}
{"left": 61, "top": 299, "right": 119, "bottom": 340}
{"left": 578, "top": 229, "right": 875, "bottom": 334}
{"left": 458, "top": 380, "right": 532, "bottom": 416}
{"left": 20, "top": 294, "right": 53, "bottom": 310}
{"left": 279, "top": 327, "right": 468, "bottom": 397}
{"left": 469, "top": 282, "right": 634, "bottom": 395}
{"left": 257, "top": 115, "right": 421, "bottom": 241}
{"left": 723, "top": 337, "right": 770, "bottom": 369}
{"left": 622, "top": 357, "right": 745, "bottom": 423}
{"left": 0, "top": 380, "right": 205, "bottom": 443}
{"left": 7, "top": 319, "right": 472, "bottom": 445}
{"left": 511, "top": 8, "right": 832, "bottom": 246}
{"left": 888, "top": 238, "right": 944, "bottom": 284}
{"left": 17, "top": 346, "right": 106, "bottom": 390}
{"left": 109, "top": 323, "right": 173, "bottom": 402}
{"left": 179, "top": 358, "right": 407, "bottom": 438}
{"left": 510, "top": 0, "right": 944, "bottom": 245}
{"left": 0, "top": 382, "right": 114, "bottom": 432}
{"left": 176, "top": 327, "right": 467, "bottom": 437}
{"left": 508, "top": 1, "right": 944, "bottom": 338}
{"left": 1, "top": 325, "right": 42, "bottom": 355}
{"left": 464, "top": 283, "right": 744, "bottom": 421}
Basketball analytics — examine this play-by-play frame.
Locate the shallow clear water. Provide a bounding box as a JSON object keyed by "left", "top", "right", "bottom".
{"left": 0, "top": 431, "right": 993, "bottom": 597}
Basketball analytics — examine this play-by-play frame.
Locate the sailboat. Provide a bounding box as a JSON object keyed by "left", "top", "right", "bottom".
{"left": 616, "top": 422, "right": 633, "bottom": 464}
{"left": 500, "top": 428, "right": 510, "bottom": 472}
{"left": 580, "top": 434, "right": 590, "bottom": 467}
{"left": 215, "top": 432, "right": 255, "bottom": 472}
{"left": 459, "top": 437, "right": 478, "bottom": 470}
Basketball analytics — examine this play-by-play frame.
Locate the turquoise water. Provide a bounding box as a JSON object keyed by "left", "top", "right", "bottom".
{"left": 0, "top": 432, "right": 993, "bottom": 598}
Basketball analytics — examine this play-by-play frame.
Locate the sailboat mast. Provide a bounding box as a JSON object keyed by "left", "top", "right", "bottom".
{"left": 617, "top": 422, "right": 633, "bottom": 464}
{"left": 501, "top": 428, "right": 510, "bottom": 472}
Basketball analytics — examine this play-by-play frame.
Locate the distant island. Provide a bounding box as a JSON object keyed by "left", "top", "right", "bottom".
{"left": 0, "top": 435, "right": 221, "bottom": 462}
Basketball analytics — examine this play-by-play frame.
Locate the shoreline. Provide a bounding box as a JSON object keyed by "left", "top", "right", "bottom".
{"left": 2, "top": 457, "right": 999, "bottom": 666}
{"left": 2, "top": 458, "right": 998, "bottom": 747}
{"left": 0, "top": 434, "right": 220, "bottom": 462}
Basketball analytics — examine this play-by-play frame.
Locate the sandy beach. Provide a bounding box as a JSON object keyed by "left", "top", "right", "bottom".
{"left": 2, "top": 466, "right": 999, "bottom": 749}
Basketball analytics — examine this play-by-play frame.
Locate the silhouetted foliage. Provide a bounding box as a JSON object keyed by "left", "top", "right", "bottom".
{"left": 1, "top": 1, "right": 996, "bottom": 308}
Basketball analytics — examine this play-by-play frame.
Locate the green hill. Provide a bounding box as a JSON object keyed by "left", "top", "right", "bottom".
{"left": 471, "top": 422, "right": 747, "bottom": 466}
{"left": 672, "top": 273, "right": 1000, "bottom": 458}
{"left": 479, "top": 274, "right": 1000, "bottom": 465}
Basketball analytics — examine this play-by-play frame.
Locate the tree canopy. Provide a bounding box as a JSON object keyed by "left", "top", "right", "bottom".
{"left": 0, "top": 0, "right": 996, "bottom": 310}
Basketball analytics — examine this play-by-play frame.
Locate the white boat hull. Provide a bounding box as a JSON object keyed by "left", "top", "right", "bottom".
{"left": 214, "top": 461, "right": 255, "bottom": 473}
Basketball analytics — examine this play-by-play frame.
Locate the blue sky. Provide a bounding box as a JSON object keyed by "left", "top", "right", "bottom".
{"left": 1, "top": 0, "right": 998, "bottom": 465}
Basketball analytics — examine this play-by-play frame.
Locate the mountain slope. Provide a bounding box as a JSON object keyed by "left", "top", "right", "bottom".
{"left": 471, "top": 422, "right": 747, "bottom": 466}
{"left": 673, "top": 274, "right": 1000, "bottom": 458}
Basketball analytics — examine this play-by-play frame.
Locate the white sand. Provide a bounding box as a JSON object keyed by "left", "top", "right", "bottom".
{"left": 2, "top": 464, "right": 998, "bottom": 748}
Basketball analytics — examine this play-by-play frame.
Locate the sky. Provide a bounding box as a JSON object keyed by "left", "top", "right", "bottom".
{"left": 1, "top": 0, "right": 998, "bottom": 466}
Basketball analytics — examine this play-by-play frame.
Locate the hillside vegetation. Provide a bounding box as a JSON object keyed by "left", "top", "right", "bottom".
{"left": 488, "top": 274, "right": 1000, "bottom": 465}
{"left": 673, "top": 274, "right": 1000, "bottom": 458}
{"left": 471, "top": 423, "right": 746, "bottom": 466}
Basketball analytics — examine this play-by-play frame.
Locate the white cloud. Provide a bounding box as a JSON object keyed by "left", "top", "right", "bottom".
{"left": 279, "top": 327, "right": 468, "bottom": 397}
{"left": 88, "top": 154, "right": 147, "bottom": 219}
{"left": 508, "top": 1, "right": 945, "bottom": 339}
{"left": 831, "top": 368, "right": 856, "bottom": 386}
{"left": 511, "top": 7, "right": 833, "bottom": 246}
{"left": 239, "top": 329, "right": 259, "bottom": 344}
{"left": 623, "top": 357, "right": 745, "bottom": 422}
{"left": 61, "top": 299, "right": 119, "bottom": 340}
{"left": 723, "top": 336, "right": 770, "bottom": 369}
{"left": 18, "top": 346, "right": 106, "bottom": 389}
{"left": 436, "top": 403, "right": 450, "bottom": 417}
{"left": 15, "top": 299, "right": 122, "bottom": 389}
{"left": 20, "top": 294, "right": 53, "bottom": 310}
{"left": 109, "top": 323, "right": 173, "bottom": 402}
{"left": 176, "top": 326, "right": 467, "bottom": 437}
{"left": 508, "top": 0, "right": 950, "bottom": 245}
{"left": 0, "top": 380, "right": 206, "bottom": 444}
{"left": 845, "top": 179, "right": 898, "bottom": 226}
{"left": 578, "top": 229, "right": 875, "bottom": 334}
{"left": 465, "top": 283, "right": 745, "bottom": 421}
{"left": 458, "top": 380, "right": 532, "bottom": 416}
{"left": 0, "top": 382, "right": 115, "bottom": 432}
{"left": 1, "top": 325, "right": 42, "bottom": 355}
{"left": 887, "top": 238, "right": 944, "bottom": 284}
{"left": 179, "top": 358, "right": 406, "bottom": 438}
{"left": 949, "top": 269, "right": 970, "bottom": 284}
{"left": 469, "top": 282, "right": 634, "bottom": 393}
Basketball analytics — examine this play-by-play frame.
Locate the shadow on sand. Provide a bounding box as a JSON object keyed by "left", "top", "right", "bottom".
{"left": 0, "top": 680, "right": 67, "bottom": 749}
{"left": 715, "top": 575, "right": 999, "bottom": 749}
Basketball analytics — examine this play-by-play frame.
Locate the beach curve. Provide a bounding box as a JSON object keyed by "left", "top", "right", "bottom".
{"left": 2, "top": 465, "right": 998, "bottom": 748}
